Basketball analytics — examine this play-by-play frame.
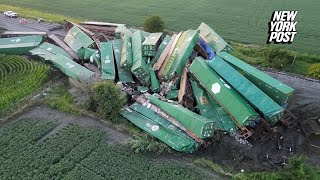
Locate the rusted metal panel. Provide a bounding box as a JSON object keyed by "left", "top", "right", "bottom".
{"left": 160, "top": 31, "right": 187, "bottom": 79}
{"left": 83, "top": 63, "right": 101, "bottom": 81}
{"left": 79, "top": 24, "right": 116, "bottom": 36}
{"left": 153, "top": 34, "right": 176, "bottom": 70}
{"left": 194, "top": 43, "right": 208, "bottom": 59}
{"left": 81, "top": 21, "right": 125, "bottom": 27}
{"left": 165, "top": 30, "right": 200, "bottom": 80}
{"left": 150, "top": 35, "right": 171, "bottom": 67}
{"left": 2, "top": 31, "right": 47, "bottom": 36}
{"left": 66, "top": 20, "right": 95, "bottom": 36}
{"left": 178, "top": 66, "right": 188, "bottom": 104}
{"left": 158, "top": 32, "right": 182, "bottom": 78}
{"left": 48, "top": 34, "right": 79, "bottom": 60}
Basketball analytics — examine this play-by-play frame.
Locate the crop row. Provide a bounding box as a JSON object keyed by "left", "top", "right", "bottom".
{"left": 0, "top": 119, "right": 207, "bottom": 179}
{"left": 81, "top": 144, "right": 205, "bottom": 179}
{"left": 0, "top": 55, "right": 50, "bottom": 112}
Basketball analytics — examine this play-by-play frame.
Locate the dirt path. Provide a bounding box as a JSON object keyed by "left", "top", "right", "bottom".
{"left": 0, "top": 14, "right": 66, "bottom": 37}
{"left": 265, "top": 71, "right": 320, "bottom": 119}
{"left": 15, "top": 105, "right": 131, "bottom": 144}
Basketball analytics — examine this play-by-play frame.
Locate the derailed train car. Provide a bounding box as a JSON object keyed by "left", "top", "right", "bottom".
{"left": 0, "top": 20, "right": 296, "bottom": 152}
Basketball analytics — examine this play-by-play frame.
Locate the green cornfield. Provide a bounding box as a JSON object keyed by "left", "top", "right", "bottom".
{"left": 0, "top": 0, "right": 319, "bottom": 54}
{"left": 0, "top": 119, "right": 208, "bottom": 179}
{"left": 0, "top": 55, "right": 49, "bottom": 112}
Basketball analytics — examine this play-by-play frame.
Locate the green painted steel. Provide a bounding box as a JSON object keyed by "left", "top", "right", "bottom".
{"left": 30, "top": 42, "right": 71, "bottom": 60}
{"left": 190, "top": 79, "right": 237, "bottom": 132}
{"left": 197, "top": 22, "right": 232, "bottom": 53}
{"left": 112, "top": 39, "right": 133, "bottom": 83}
{"left": 150, "top": 68, "right": 160, "bottom": 92}
{"left": 129, "top": 103, "right": 199, "bottom": 152}
{"left": 100, "top": 42, "right": 115, "bottom": 80}
{"left": 149, "top": 95, "right": 215, "bottom": 139}
{"left": 76, "top": 48, "right": 95, "bottom": 60}
{"left": 189, "top": 57, "right": 259, "bottom": 126}
{"left": 131, "top": 30, "right": 150, "bottom": 85}
{"left": 120, "top": 29, "right": 133, "bottom": 71}
{"left": 30, "top": 48, "right": 54, "bottom": 60}
{"left": 142, "top": 32, "right": 163, "bottom": 57}
{"left": 161, "top": 31, "right": 187, "bottom": 79}
{"left": 165, "top": 30, "right": 199, "bottom": 80}
{"left": 64, "top": 33, "right": 83, "bottom": 52}
{"left": 0, "top": 35, "right": 43, "bottom": 55}
{"left": 166, "top": 90, "right": 179, "bottom": 100}
{"left": 64, "top": 26, "right": 94, "bottom": 52}
{"left": 120, "top": 104, "right": 199, "bottom": 153}
{"left": 50, "top": 54, "right": 94, "bottom": 83}
{"left": 129, "top": 28, "right": 151, "bottom": 37}
{"left": 218, "top": 52, "right": 295, "bottom": 107}
{"left": 90, "top": 50, "right": 101, "bottom": 69}
{"left": 208, "top": 56, "right": 284, "bottom": 124}
{"left": 150, "top": 35, "right": 171, "bottom": 66}
{"left": 131, "top": 30, "right": 145, "bottom": 65}
{"left": 68, "top": 26, "right": 94, "bottom": 48}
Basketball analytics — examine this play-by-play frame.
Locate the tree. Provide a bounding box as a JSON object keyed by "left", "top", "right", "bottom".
{"left": 86, "top": 81, "right": 126, "bottom": 123}
{"left": 143, "top": 16, "right": 165, "bottom": 32}
{"left": 309, "top": 63, "right": 320, "bottom": 79}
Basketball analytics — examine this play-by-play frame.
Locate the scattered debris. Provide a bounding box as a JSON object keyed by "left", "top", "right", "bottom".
{"left": 301, "top": 116, "right": 320, "bottom": 148}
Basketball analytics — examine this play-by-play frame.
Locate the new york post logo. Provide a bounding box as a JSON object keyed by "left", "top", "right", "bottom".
{"left": 267, "top": 11, "right": 298, "bottom": 44}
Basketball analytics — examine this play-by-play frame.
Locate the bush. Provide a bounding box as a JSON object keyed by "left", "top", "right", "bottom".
{"left": 263, "top": 46, "right": 295, "bottom": 69}
{"left": 86, "top": 81, "right": 125, "bottom": 123}
{"left": 309, "top": 63, "right": 320, "bottom": 79}
{"left": 279, "top": 156, "right": 318, "bottom": 180}
{"left": 143, "top": 16, "right": 165, "bottom": 32}
{"left": 125, "top": 134, "right": 171, "bottom": 155}
{"left": 234, "top": 156, "right": 320, "bottom": 180}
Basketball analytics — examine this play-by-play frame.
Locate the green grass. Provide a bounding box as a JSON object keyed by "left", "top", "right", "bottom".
{"left": 0, "top": 4, "right": 82, "bottom": 23}
{"left": 193, "top": 158, "right": 233, "bottom": 177}
{"left": 193, "top": 156, "right": 320, "bottom": 180}
{"left": 0, "top": 1, "right": 319, "bottom": 54}
{"left": 231, "top": 42, "right": 320, "bottom": 76}
{"left": 44, "top": 84, "right": 83, "bottom": 115}
{"left": 0, "top": 55, "right": 49, "bottom": 114}
{"left": 1, "top": 4, "right": 319, "bottom": 77}
{"left": 0, "top": 119, "right": 209, "bottom": 179}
